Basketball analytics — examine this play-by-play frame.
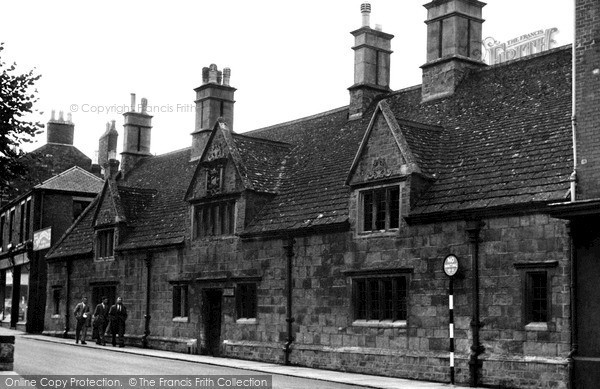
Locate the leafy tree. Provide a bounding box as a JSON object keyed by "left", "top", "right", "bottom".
{"left": 0, "top": 42, "right": 43, "bottom": 193}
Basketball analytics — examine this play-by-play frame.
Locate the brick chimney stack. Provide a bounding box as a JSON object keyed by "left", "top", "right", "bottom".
{"left": 190, "top": 64, "right": 236, "bottom": 161}
{"left": 574, "top": 0, "right": 600, "bottom": 199}
{"left": 46, "top": 110, "right": 75, "bottom": 145}
{"left": 421, "top": 0, "right": 486, "bottom": 102}
{"left": 348, "top": 3, "right": 394, "bottom": 120}
{"left": 98, "top": 120, "right": 119, "bottom": 179}
{"left": 121, "top": 94, "right": 152, "bottom": 176}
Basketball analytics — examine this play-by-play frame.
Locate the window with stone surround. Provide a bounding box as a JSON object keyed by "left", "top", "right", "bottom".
{"left": 351, "top": 274, "right": 408, "bottom": 325}
{"left": 173, "top": 284, "right": 189, "bottom": 318}
{"left": 514, "top": 261, "right": 557, "bottom": 328}
{"left": 193, "top": 201, "right": 235, "bottom": 238}
{"left": 96, "top": 229, "right": 114, "bottom": 259}
{"left": 236, "top": 283, "right": 257, "bottom": 320}
{"left": 359, "top": 186, "right": 400, "bottom": 233}
{"left": 52, "top": 287, "right": 61, "bottom": 316}
{"left": 526, "top": 271, "right": 549, "bottom": 323}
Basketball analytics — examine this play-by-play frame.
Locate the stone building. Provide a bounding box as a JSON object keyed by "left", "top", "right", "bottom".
{"left": 45, "top": 1, "right": 600, "bottom": 387}
{"left": 0, "top": 114, "right": 103, "bottom": 332}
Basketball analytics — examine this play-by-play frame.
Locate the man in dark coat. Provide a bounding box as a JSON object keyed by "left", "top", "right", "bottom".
{"left": 73, "top": 296, "right": 90, "bottom": 344}
{"left": 108, "top": 297, "right": 128, "bottom": 347}
{"left": 92, "top": 296, "right": 109, "bottom": 345}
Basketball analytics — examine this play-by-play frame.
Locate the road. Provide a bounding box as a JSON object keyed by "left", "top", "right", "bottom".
{"left": 12, "top": 337, "right": 370, "bottom": 389}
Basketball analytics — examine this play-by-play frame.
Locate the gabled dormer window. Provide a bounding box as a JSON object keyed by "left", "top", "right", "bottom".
{"left": 193, "top": 201, "right": 235, "bottom": 239}
{"left": 96, "top": 229, "right": 114, "bottom": 260}
{"left": 360, "top": 185, "right": 400, "bottom": 233}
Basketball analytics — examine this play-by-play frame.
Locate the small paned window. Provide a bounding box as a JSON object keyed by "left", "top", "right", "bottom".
{"left": 173, "top": 284, "right": 189, "bottom": 318}
{"left": 362, "top": 186, "right": 400, "bottom": 232}
{"left": 97, "top": 229, "right": 114, "bottom": 259}
{"left": 193, "top": 201, "right": 235, "bottom": 238}
{"left": 236, "top": 283, "right": 257, "bottom": 319}
{"left": 52, "top": 288, "right": 61, "bottom": 315}
{"left": 526, "top": 271, "right": 548, "bottom": 323}
{"left": 353, "top": 276, "right": 407, "bottom": 321}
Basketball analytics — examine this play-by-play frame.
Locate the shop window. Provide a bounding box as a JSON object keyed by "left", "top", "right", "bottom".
{"left": 360, "top": 186, "right": 400, "bottom": 232}
{"left": 236, "top": 283, "right": 257, "bottom": 320}
{"left": 193, "top": 201, "right": 235, "bottom": 238}
{"left": 173, "top": 284, "right": 189, "bottom": 318}
{"left": 96, "top": 229, "right": 114, "bottom": 259}
{"left": 353, "top": 275, "right": 407, "bottom": 322}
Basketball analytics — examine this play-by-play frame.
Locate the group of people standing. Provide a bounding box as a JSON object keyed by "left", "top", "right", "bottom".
{"left": 73, "top": 296, "right": 128, "bottom": 347}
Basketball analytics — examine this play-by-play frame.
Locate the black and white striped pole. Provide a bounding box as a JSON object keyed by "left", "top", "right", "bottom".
{"left": 444, "top": 254, "right": 460, "bottom": 385}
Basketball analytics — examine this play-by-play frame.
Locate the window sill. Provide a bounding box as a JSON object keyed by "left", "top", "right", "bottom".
{"left": 356, "top": 229, "right": 399, "bottom": 238}
{"left": 94, "top": 256, "right": 115, "bottom": 262}
{"left": 525, "top": 322, "right": 548, "bottom": 331}
{"left": 236, "top": 318, "right": 257, "bottom": 325}
{"left": 352, "top": 320, "right": 407, "bottom": 328}
{"left": 51, "top": 314, "right": 61, "bottom": 319}
{"left": 172, "top": 316, "right": 189, "bottom": 323}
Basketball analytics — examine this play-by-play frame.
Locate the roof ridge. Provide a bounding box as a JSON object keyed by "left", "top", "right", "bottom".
{"left": 247, "top": 106, "right": 348, "bottom": 135}
{"left": 233, "top": 133, "right": 292, "bottom": 148}
{"left": 34, "top": 166, "right": 101, "bottom": 188}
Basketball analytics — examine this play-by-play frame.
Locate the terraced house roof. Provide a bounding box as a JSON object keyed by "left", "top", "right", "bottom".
{"left": 47, "top": 45, "right": 573, "bottom": 258}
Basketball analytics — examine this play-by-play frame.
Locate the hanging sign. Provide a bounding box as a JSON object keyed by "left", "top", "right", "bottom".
{"left": 443, "top": 254, "right": 459, "bottom": 277}
{"left": 33, "top": 227, "right": 52, "bottom": 251}
{"left": 483, "top": 27, "right": 559, "bottom": 65}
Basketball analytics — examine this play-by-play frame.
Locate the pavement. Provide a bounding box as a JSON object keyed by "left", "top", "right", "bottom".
{"left": 0, "top": 327, "right": 480, "bottom": 389}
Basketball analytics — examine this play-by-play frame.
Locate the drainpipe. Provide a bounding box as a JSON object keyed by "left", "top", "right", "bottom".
{"left": 283, "top": 236, "right": 295, "bottom": 365}
{"left": 570, "top": 0, "right": 578, "bottom": 202}
{"left": 566, "top": 222, "right": 577, "bottom": 389}
{"left": 142, "top": 252, "right": 152, "bottom": 348}
{"left": 466, "top": 220, "right": 484, "bottom": 387}
{"left": 63, "top": 259, "right": 72, "bottom": 337}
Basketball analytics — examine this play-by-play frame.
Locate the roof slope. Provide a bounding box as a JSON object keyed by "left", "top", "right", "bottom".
{"left": 115, "top": 148, "right": 196, "bottom": 250}
{"left": 232, "top": 134, "right": 292, "bottom": 193}
{"left": 385, "top": 47, "right": 573, "bottom": 216}
{"left": 35, "top": 166, "right": 103, "bottom": 193}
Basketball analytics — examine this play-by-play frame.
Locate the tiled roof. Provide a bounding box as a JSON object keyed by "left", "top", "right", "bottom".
{"left": 48, "top": 46, "right": 574, "bottom": 256}
{"left": 35, "top": 166, "right": 103, "bottom": 193}
{"left": 115, "top": 148, "right": 196, "bottom": 251}
{"left": 385, "top": 48, "right": 572, "bottom": 217}
{"left": 232, "top": 134, "right": 291, "bottom": 193}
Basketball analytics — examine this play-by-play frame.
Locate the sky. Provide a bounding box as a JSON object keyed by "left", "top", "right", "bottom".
{"left": 2, "top": 0, "right": 574, "bottom": 161}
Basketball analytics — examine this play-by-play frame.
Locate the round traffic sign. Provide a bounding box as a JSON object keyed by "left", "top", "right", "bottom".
{"left": 443, "top": 254, "right": 459, "bottom": 277}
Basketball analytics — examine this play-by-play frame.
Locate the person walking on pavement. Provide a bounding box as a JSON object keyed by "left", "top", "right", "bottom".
{"left": 92, "top": 296, "right": 110, "bottom": 345}
{"left": 108, "top": 296, "right": 128, "bottom": 347}
{"left": 73, "top": 296, "right": 91, "bottom": 344}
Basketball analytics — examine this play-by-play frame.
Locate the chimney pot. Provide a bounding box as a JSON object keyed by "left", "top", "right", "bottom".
{"left": 361, "top": 3, "right": 371, "bottom": 27}
{"left": 375, "top": 24, "right": 382, "bottom": 31}
{"left": 141, "top": 98, "right": 148, "bottom": 114}
{"left": 217, "top": 70, "right": 223, "bottom": 85}
{"left": 209, "top": 64, "right": 218, "bottom": 84}
{"left": 130, "top": 93, "right": 136, "bottom": 112}
{"left": 50, "top": 110, "right": 56, "bottom": 121}
{"left": 202, "top": 67, "right": 210, "bottom": 84}
{"left": 58, "top": 111, "right": 64, "bottom": 122}
{"left": 67, "top": 113, "right": 72, "bottom": 123}
{"left": 223, "top": 68, "right": 231, "bottom": 86}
